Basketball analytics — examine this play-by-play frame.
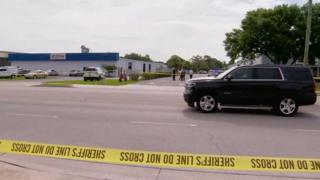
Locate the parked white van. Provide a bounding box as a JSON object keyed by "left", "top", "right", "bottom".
{"left": 0, "top": 66, "right": 18, "bottom": 78}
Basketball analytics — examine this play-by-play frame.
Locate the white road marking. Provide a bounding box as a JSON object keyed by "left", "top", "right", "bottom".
{"left": 295, "top": 129, "right": 320, "bottom": 133}
{"left": 7, "top": 113, "right": 58, "bottom": 119}
{"left": 129, "top": 121, "right": 197, "bottom": 127}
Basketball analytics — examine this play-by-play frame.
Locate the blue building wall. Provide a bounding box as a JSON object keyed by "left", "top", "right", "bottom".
{"left": 9, "top": 53, "right": 120, "bottom": 61}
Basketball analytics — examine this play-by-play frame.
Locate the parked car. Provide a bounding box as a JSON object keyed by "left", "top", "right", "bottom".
{"left": 69, "top": 70, "right": 83, "bottom": 77}
{"left": 24, "top": 70, "right": 48, "bottom": 79}
{"left": 46, "top": 69, "right": 59, "bottom": 76}
{"left": 198, "top": 70, "right": 208, "bottom": 74}
{"left": 0, "top": 66, "right": 18, "bottom": 78}
{"left": 18, "top": 69, "right": 31, "bottom": 76}
{"left": 208, "top": 69, "right": 223, "bottom": 77}
{"left": 83, "top": 67, "right": 104, "bottom": 81}
{"left": 184, "top": 64, "right": 317, "bottom": 116}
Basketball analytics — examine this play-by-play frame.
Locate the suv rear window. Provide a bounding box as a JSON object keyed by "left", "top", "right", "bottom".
{"left": 282, "top": 67, "right": 313, "bottom": 81}
{"left": 254, "top": 68, "right": 282, "bottom": 80}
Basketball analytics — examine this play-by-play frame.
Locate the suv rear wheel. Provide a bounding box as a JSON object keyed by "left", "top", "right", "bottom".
{"left": 197, "top": 94, "right": 218, "bottom": 113}
{"left": 274, "top": 98, "right": 298, "bottom": 117}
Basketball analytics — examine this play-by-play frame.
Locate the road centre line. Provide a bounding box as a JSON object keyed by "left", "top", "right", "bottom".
{"left": 7, "top": 113, "right": 58, "bottom": 119}
{"left": 129, "top": 121, "right": 197, "bottom": 127}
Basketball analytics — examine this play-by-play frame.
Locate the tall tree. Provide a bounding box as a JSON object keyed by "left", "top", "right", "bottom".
{"left": 224, "top": 4, "right": 320, "bottom": 65}
{"left": 203, "top": 55, "right": 224, "bottom": 69}
{"left": 191, "top": 55, "right": 208, "bottom": 71}
{"left": 166, "top": 55, "right": 185, "bottom": 69}
{"left": 124, "top": 53, "right": 153, "bottom": 62}
{"left": 183, "top": 60, "right": 192, "bottom": 69}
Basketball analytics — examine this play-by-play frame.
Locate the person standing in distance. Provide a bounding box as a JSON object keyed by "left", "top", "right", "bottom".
{"left": 172, "top": 68, "right": 176, "bottom": 81}
{"left": 189, "top": 69, "right": 193, "bottom": 79}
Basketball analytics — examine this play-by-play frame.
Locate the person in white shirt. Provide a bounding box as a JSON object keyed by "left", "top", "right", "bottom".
{"left": 189, "top": 69, "right": 193, "bottom": 79}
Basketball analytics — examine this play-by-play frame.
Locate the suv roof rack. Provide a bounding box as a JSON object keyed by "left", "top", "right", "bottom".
{"left": 252, "top": 64, "right": 277, "bottom": 67}
{"left": 251, "top": 64, "right": 309, "bottom": 68}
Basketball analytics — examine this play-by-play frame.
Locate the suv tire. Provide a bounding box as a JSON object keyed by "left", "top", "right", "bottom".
{"left": 197, "top": 94, "right": 218, "bottom": 113}
{"left": 274, "top": 98, "right": 298, "bottom": 117}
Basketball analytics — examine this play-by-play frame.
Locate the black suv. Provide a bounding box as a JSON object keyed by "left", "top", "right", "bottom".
{"left": 184, "top": 65, "right": 317, "bottom": 116}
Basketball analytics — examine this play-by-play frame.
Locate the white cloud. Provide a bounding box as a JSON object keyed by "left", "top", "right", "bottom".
{"left": 0, "top": 0, "right": 316, "bottom": 62}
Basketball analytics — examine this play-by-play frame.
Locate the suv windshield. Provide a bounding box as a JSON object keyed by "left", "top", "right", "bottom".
{"left": 216, "top": 66, "right": 238, "bottom": 79}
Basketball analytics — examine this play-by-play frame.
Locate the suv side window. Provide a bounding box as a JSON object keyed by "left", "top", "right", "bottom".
{"left": 229, "top": 67, "right": 253, "bottom": 79}
{"left": 254, "top": 68, "right": 282, "bottom": 80}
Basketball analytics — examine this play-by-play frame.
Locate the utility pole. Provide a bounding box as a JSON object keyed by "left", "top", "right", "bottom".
{"left": 303, "top": 0, "right": 313, "bottom": 65}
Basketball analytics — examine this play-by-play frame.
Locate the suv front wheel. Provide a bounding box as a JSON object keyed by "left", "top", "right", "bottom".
{"left": 274, "top": 98, "right": 298, "bottom": 117}
{"left": 197, "top": 94, "right": 218, "bottom": 113}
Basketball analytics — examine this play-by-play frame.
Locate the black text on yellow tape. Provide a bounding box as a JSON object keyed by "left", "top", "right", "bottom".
{"left": 0, "top": 139, "right": 319, "bottom": 173}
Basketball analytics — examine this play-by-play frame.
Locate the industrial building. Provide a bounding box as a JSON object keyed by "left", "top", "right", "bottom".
{"left": 6, "top": 52, "right": 168, "bottom": 76}
{"left": 0, "top": 51, "right": 12, "bottom": 66}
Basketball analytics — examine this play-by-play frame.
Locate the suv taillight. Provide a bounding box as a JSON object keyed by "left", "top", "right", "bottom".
{"left": 312, "top": 80, "right": 316, "bottom": 93}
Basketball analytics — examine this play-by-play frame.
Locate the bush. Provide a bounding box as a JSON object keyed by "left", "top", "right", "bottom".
{"left": 142, "top": 72, "right": 171, "bottom": 80}
{"left": 102, "top": 65, "right": 116, "bottom": 73}
{"left": 129, "top": 73, "right": 140, "bottom": 81}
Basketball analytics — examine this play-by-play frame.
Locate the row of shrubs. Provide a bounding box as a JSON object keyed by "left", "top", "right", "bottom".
{"left": 142, "top": 72, "right": 171, "bottom": 80}
{"left": 128, "top": 72, "right": 171, "bottom": 81}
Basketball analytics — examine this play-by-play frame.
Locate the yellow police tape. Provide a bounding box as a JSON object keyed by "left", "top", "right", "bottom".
{"left": 0, "top": 139, "right": 319, "bottom": 173}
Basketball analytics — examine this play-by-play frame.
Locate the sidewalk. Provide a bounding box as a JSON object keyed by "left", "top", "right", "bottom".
{"left": 137, "top": 74, "right": 206, "bottom": 87}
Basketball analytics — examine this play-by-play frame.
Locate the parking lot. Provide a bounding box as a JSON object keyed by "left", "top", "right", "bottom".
{"left": 0, "top": 78, "right": 319, "bottom": 179}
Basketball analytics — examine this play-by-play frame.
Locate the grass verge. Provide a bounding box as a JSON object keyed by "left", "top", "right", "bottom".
{"left": 0, "top": 76, "right": 26, "bottom": 81}
{"left": 35, "top": 83, "right": 73, "bottom": 88}
{"left": 43, "top": 79, "right": 137, "bottom": 86}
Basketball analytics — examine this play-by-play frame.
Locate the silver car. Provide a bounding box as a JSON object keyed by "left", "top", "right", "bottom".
{"left": 24, "top": 70, "right": 48, "bottom": 79}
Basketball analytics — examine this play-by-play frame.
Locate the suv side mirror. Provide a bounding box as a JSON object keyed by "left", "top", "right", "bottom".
{"left": 226, "top": 74, "right": 233, "bottom": 81}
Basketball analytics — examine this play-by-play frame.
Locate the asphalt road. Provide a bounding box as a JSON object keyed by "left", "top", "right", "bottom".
{"left": 0, "top": 79, "right": 319, "bottom": 180}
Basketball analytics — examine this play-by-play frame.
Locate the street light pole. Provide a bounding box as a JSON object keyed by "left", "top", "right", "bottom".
{"left": 303, "top": 0, "right": 313, "bottom": 65}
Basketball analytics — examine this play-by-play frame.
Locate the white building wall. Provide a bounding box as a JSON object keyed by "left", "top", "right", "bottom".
{"left": 11, "top": 58, "right": 168, "bottom": 76}
{"left": 117, "top": 58, "right": 168, "bottom": 74}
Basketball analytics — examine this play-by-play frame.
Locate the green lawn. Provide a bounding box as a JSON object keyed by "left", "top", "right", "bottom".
{"left": 43, "top": 79, "right": 137, "bottom": 86}
{"left": 0, "top": 76, "right": 26, "bottom": 81}
{"left": 0, "top": 76, "right": 61, "bottom": 81}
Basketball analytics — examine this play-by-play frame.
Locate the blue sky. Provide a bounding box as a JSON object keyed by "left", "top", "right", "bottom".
{"left": 0, "top": 0, "right": 318, "bottom": 62}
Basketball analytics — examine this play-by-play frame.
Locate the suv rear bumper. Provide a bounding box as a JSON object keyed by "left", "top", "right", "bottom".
{"left": 298, "top": 93, "right": 317, "bottom": 105}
